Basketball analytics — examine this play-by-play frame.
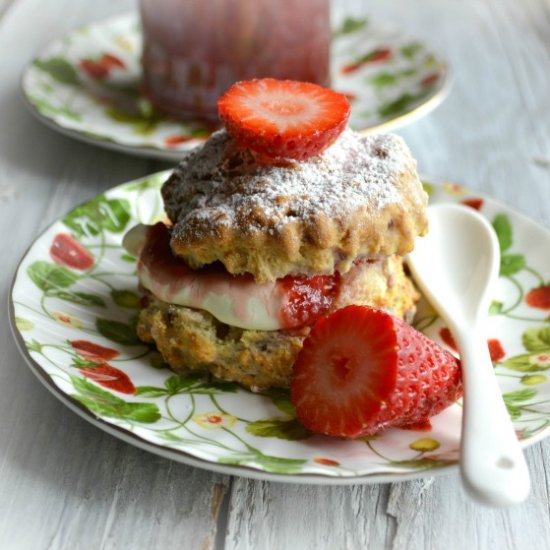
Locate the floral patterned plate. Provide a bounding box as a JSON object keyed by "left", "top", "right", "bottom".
{"left": 9, "top": 173, "right": 550, "bottom": 483}
{"left": 21, "top": 13, "right": 450, "bottom": 161}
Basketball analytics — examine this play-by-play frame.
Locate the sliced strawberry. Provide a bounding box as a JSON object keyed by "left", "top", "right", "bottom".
{"left": 525, "top": 284, "right": 550, "bottom": 309}
{"left": 81, "top": 364, "right": 135, "bottom": 394}
{"left": 217, "top": 78, "right": 350, "bottom": 160}
{"left": 291, "top": 306, "right": 463, "bottom": 438}
{"left": 50, "top": 233, "right": 94, "bottom": 270}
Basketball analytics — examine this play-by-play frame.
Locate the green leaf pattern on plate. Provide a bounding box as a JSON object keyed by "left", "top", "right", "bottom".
{"left": 11, "top": 174, "right": 550, "bottom": 478}
{"left": 71, "top": 376, "right": 161, "bottom": 423}
{"left": 33, "top": 57, "right": 80, "bottom": 86}
{"left": 63, "top": 195, "right": 130, "bottom": 237}
{"left": 27, "top": 261, "right": 79, "bottom": 291}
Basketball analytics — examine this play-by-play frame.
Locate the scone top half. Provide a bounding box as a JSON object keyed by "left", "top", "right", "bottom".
{"left": 162, "top": 128, "right": 428, "bottom": 283}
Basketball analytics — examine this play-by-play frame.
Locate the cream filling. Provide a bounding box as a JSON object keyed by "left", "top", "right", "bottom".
{"left": 124, "top": 224, "right": 286, "bottom": 330}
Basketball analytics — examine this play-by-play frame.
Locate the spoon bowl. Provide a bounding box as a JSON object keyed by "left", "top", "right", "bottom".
{"left": 408, "top": 203, "right": 530, "bottom": 506}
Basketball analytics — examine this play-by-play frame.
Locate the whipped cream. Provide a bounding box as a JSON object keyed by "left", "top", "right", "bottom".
{"left": 124, "top": 224, "right": 287, "bottom": 330}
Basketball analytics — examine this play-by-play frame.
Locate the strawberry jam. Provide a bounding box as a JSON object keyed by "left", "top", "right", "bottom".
{"left": 278, "top": 272, "right": 341, "bottom": 329}
{"left": 138, "top": 222, "right": 341, "bottom": 330}
{"left": 140, "top": 222, "right": 237, "bottom": 284}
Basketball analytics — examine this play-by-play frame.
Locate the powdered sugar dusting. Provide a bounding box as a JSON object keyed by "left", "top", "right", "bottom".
{"left": 163, "top": 128, "right": 414, "bottom": 239}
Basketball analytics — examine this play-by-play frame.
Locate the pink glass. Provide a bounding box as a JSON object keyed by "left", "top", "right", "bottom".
{"left": 139, "top": 0, "right": 331, "bottom": 121}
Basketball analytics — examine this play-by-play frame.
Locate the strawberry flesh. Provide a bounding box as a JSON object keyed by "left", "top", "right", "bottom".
{"left": 290, "top": 305, "right": 463, "bottom": 438}
{"left": 278, "top": 272, "right": 341, "bottom": 329}
{"left": 217, "top": 78, "right": 350, "bottom": 160}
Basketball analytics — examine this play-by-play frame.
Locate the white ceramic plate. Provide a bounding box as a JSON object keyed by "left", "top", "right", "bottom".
{"left": 10, "top": 173, "right": 550, "bottom": 484}
{"left": 21, "top": 13, "right": 450, "bottom": 161}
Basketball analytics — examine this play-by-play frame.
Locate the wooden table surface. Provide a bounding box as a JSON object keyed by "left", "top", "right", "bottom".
{"left": 1, "top": 0, "right": 550, "bottom": 548}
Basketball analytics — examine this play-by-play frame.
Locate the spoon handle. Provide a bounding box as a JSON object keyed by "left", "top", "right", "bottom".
{"left": 456, "top": 327, "right": 530, "bottom": 506}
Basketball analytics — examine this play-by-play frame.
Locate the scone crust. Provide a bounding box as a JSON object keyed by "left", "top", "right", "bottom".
{"left": 137, "top": 256, "right": 419, "bottom": 391}
{"left": 162, "top": 129, "right": 428, "bottom": 283}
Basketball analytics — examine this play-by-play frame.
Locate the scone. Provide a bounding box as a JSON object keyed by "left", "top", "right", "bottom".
{"left": 124, "top": 79, "right": 428, "bottom": 391}
{"left": 162, "top": 128, "right": 427, "bottom": 282}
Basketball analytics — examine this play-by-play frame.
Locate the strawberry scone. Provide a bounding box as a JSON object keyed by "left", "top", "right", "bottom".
{"left": 124, "top": 79, "right": 429, "bottom": 392}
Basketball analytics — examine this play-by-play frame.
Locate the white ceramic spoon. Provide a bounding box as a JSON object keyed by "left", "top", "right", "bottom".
{"left": 407, "top": 203, "right": 530, "bottom": 506}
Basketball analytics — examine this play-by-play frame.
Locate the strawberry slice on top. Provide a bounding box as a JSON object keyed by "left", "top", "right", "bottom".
{"left": 217, "top": 78, "right": 350, "bottom": 160}
{"left": 290, "top": 305, "right": 463, "bottom": 438}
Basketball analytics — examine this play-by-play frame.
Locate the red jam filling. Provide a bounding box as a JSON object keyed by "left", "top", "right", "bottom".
{"left": 278, "top": 272, "right": 342, "bottom": 329}
{"left": 140, "top": 222, "right": 342, "bottom": 329}
{"left": 140, "top": 222, "right": 248, "bottom": 282}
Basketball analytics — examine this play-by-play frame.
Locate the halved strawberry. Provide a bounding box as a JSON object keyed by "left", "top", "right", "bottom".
{"left": 217, "top": 78, "right": 350, "bottom": 160}
{"left": 290, "top": 306, "right": 463, "bottom": 438}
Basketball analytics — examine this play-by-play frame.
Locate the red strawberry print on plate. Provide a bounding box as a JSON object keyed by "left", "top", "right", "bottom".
{"left": 487, "top": 339, "right": 506, "bottom": 362}
{"left": 439, "top": 327, "right": 458, "bottom": 351}
{"left": 341, "top": 47, "right": 393, "bottom": 74}
{"left": 460, "top": 198, "right": 484, "bottom": 211}
{"left": 79, "top": 59, "right": 109, "bottom": 80}
{"left": 50, "top": 233, "right": 94, "bottom": 270}
{"left": 421, "top": 72, "right": 441, "bottom": 87}
{"left": 71, "top": 340, "right": 120, "bottom": 363}
{"left": 99, "top": 53, "right": 125, "bottom": 69}
{"left": 438, "top": 328, "right": 506, "bottom": 362}
{"left": 80, "top": 364, "right": 135, "bottom": 394}
{"left": 79, "top": 53, "right": 125, "bottom": 79}
{"left": 525, "top": 285, "right": 550, "bottom": 310}
{"left": 313, "top": 457, "right": 340, "bottom": 466}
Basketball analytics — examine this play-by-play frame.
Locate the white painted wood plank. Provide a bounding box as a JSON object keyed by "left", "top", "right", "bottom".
{"left": 386, "top": 445, "right": 550, "bottom": 550}
{"left": 225, "top": 446, "right": 550, "bottom": 550}
{"left": 1, "top": 0, "right": 550, "bottom": 549}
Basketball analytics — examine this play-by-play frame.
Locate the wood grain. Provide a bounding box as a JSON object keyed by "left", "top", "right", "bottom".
{"left": 0, "top": 0, "right": 549, "bottom": 549}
